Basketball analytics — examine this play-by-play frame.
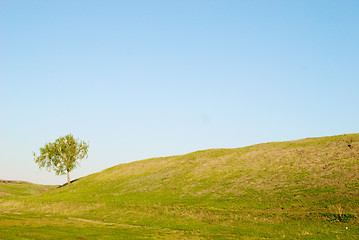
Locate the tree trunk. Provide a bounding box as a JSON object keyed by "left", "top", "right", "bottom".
{"left": 67, "top": 171, "right": 70, "bottom": 185}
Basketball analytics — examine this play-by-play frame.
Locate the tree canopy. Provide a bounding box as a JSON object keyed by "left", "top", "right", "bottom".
{"left": 33, "top": 134, "right": 89, "bottom": 185}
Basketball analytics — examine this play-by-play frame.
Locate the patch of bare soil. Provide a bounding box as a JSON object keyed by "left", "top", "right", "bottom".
{"left": 0, "top": 192, "right": 11, "bottom": 196}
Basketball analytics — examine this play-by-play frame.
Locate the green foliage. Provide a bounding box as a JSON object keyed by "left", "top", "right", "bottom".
{"left": 33, "top": 134, "right": 89, "bottom": 177}
{"left": 323, "top": 213, "right": 357, "bottom": 223}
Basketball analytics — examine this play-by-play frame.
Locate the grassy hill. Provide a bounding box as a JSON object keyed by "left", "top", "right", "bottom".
{"left": 0, "top": 180, "right": 56, "bottom": 197}
{"left": 0, "top": 133, "right": 358, "bottom": 239}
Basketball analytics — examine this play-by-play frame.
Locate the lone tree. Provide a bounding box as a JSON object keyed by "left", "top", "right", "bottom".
{"left": 33, "top": 134, "right": 89, "bottom": 185}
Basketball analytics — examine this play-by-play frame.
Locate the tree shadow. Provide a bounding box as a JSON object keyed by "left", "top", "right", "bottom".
{"left": 57, "top": 178, "right": 82, "bottom": 188}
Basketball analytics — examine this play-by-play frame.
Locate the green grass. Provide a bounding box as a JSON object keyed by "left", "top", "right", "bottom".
{"left": 0, "top": 181, "right": 56, "bottom": 197}
{"left": 0, "top": 133, "right": 358, "bottom": 239}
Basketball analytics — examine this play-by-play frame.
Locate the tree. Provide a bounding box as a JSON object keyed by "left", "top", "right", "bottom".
{"left": 33, "top": 134, "right": 89, "bottom": 185}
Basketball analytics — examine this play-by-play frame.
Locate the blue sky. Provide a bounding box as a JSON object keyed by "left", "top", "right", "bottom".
{"left": 1, "top": 0, "right": 358, "bottom": 185}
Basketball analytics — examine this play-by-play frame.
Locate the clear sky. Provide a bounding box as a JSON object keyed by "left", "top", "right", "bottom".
{"left": 1, "top": 0, "right": 358, "bottom": 185}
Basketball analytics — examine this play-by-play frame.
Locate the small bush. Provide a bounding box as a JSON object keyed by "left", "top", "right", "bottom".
{"left": 322, "top": 213, "right": 357, "bottom": 223}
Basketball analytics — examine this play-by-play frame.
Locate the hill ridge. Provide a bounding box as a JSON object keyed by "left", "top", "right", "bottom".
{"left": 0, "top": 180, "right": 33, "bottom": 184}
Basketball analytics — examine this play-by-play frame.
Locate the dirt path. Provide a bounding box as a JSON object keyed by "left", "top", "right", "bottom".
{"left": 0, "top": 209, "right": 22, "bottom": 214}
{"left": 1, "top": 211, "right": 208, "bottom": 238}
{"left": 67, "top": 217, "right": 202, "bottom": 235}
{"left": 68, "top": 217, "right": 154, "bottom": 228}
{"left": 0, "top": 210, "right": 162, "bottom": 230}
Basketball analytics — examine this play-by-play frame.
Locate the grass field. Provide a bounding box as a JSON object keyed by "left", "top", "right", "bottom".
{"left": 0, "top": 133, "right": 358, "bottom": 239}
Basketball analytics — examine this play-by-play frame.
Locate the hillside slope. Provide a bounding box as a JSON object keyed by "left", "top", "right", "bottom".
{"left": 50, "top": 133, "right": 359, "bottom": 206}
{"left": 0, "top": 180, "right": 56, "bottom": 197}
{"left": 1, "top": 133, "right": 358, "bottom": 239}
